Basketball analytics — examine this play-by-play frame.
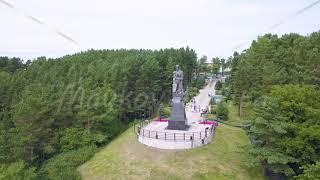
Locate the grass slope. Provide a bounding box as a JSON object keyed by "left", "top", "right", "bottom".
{"left": 78, "top": 124, "right": 264, "bottom": 180}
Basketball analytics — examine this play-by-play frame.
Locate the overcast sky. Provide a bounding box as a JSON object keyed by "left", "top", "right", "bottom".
{"left": 0, "top": 0, "right": 319, "bottom": 60}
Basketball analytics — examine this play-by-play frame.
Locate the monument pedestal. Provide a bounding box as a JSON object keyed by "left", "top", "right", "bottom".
{"left": 168, "top": 96, "right": 187, "bottom": 130}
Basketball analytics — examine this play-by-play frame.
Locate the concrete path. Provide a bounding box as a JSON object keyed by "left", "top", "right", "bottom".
{"left": 186, "top": 80, "right": 216, "bottom": 124}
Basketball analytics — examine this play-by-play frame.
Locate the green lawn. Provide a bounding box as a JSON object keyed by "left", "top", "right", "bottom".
{"left": 208, "top": 101, "right": 253, "bottom": 126}
{"left": 78, "top": 124, "right": 265, "bottom": 180}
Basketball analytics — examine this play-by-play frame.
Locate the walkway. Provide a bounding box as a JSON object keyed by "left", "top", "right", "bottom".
{"left": 186, "top": 79, "right": 216, "bottom": 124}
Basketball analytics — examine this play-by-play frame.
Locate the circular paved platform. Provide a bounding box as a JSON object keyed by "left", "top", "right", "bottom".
{"left": 137, "top": 81, "right": 218, "bottom": 150}
{"left": 138, "top": 120, "right": 215, "bottom": 150}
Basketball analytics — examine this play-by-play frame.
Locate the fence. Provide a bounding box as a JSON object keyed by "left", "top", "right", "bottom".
{"left": 134, "top": 120, "right": 216, "bottom": 142}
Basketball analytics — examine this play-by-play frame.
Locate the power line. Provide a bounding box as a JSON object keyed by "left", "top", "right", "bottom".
{"left": 0, "top": 0, "right": 79, "bottom": 46}
{"left": 232, "top": 0, "right": 320, "bottom": 52}
{"left": 269, "top": 0, "right": 320, "bottom": 29}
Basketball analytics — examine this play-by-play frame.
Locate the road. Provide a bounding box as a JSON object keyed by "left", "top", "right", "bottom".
{"left": 186, "top": 79, "right": 216, "bottom": 124}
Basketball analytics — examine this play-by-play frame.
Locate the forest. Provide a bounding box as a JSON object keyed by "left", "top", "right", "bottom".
{"left": 224, "top": 31, "right": 320, "bottom": 179}
{"left": 0, "top": 48, "right": 198, "bottom": 179}
{"left": 1, "top": 31, "right": 320, "bottom": 180}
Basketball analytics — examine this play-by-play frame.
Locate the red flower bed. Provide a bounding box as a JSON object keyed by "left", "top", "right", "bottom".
{"left": 154, "top": 117, "right": 169, "bottom": 122}
{"left": 199, "top": 120, "right": 219, "bottom": 127}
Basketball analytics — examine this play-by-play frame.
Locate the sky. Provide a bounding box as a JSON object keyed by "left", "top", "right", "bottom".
{"left": 0, "top": 0, "right": 320, "bottom": 61}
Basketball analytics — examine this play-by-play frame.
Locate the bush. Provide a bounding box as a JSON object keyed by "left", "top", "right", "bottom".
{"left": 296, "top": 161, "right": 320, "bottom": 180}
{"left": 210, "top": 105, "right": 217, "bottom": 114}
{"left": 158, "top": 104, "right": 165, "bottom": 119}
{"left": 39, "top": 145, "right": 97, "bottom": 180}
{"left": 221, "top": 86, "right": 226, "bottom": 96}
{"left": 215, "top": 90, "right": 222, "bottom": 95}
{"left": 185, "top": 87, "right": 199, "bottom": 103}
{"left": 215, "top": 80, "right": 222, "bottom": 91}
{"left": 216, "top": 102, "right": 228, "bottom": 120}
{"left": 163, "top": 106, "right": 171, "bottom": 118}
{"left": 192, "top": 76, "right": 206, "bottom": 89}
{"left": 60, "top": 128, "right": 103, "bottom": 152}
{"left": 0, "top": 161, "right": 37, "bottom": 180}
{"left": 210, "top": 98, "right": 216, "bottom": 105}
{"left": 158, "top": 104, "right": 171, "bottom": 118}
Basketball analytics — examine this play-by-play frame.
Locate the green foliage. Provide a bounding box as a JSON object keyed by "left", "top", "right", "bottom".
{"left": 162, "top": 106, "right": 171, "bottom": 118}
{"left": 158, "top": 104, "right": 171, "bottom": 119}
{"left": 211, "top": 57, "right": 221, "bottom": 75}
{"left": 185, "top": 87, "right": 199, "bottom": 103}
{"left": 158, "top": 103, "right": 165, "bottom": 119}
{"left": 0, "top": 161, "right": 37, "bottom": 180}
{"left": 216, "top": 102, "right": 228, "bottom": 120}
{"left": 210, "top": 98, "right": 216, "bottom": 105}
{"left": 222, "top": 77, "right": 232, "bottom": 101}
{"left": 39, "top": 145, "right": 97, "bottom": 180}
{"left": 215, "top": 80, "right": 222, "bottom": 90}
{"left": 231, "top": 32, "right": 320, "bottom": 104}
{"left": 60, "top": 128, "right": 99, "bottom": 152}
{"left": 210, "top": 105, "right": 217, "bottom": 115}
{"left": 244, "top": 85, "right": 320, "bottom": 176}
{"left": 220, "top": 58, "right": 226, "bottom": 76}
{"left": 296, "top": 161, "right": 320, "bottom": 180}
{"left": 192, "top": 75, "right": 206, "bottom": 89}
{"left": 0, "top": 48, "right": 198, "bottom": 178}
{"left": 0, "top": 57, "right": 26, "bottom": 73}
{"left": 224, "top": 32, "right": 320, "bottom": 177}
{"left": 198, "top": 56, "right": 209, "bottom": 74}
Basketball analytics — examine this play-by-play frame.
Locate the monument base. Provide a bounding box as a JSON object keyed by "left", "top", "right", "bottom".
{"left": 167, "top": 120, "right": 187, "bottom": 130}
{"left": 167, "top": 97, "right": 187, "bottom": 130}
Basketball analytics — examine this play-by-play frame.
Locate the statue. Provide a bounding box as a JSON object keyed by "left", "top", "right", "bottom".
{"left": 173, "top": 65, "right": 183, "bottom": 96}
{"left": 168, "top": 65, "right": 187, "bottom": 130}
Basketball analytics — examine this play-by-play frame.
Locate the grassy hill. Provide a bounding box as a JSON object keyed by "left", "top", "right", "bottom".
{"left": 78, "top": 123, "right": 265, "bottom": 180}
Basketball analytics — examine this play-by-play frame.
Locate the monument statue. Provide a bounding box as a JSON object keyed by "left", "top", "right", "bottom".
{"left": 172, "top": 65, "right": 183, "bottom": 96}
{"left": 168, "top": 65, "right": 187, "bottom": 130}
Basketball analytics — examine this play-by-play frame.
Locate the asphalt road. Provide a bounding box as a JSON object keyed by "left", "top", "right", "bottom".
{"left": 186, "top": 79, "right": 216, "bottom": 124}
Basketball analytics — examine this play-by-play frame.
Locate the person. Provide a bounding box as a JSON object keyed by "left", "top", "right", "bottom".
{"left": 198, "top": 105, "right": 201, "bottom": 112}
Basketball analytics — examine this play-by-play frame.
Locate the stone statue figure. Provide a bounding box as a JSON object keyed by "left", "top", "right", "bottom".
{"left": 173, "top": 65, "right": 183, "bottom": 95}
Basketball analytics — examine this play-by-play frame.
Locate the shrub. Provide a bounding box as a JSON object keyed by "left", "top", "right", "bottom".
{"left": 210, "top": 98, "right": 216, "bottom": 105}
{"left": 192, "top": 76, "right": 206, "bottom": 89}
{"left": 39, "top": 145, "right": 97, "bottom": 180}
{"left": 210, "top": 105, "right": 217, "bottom": 114}
{"left": 158, "top": 104, "right": 171, "bottom": 118}
{"left": 215, "top": 80, "right": 222, "bottom": 91}
{"left": 60, "top": 128, "right": 100, "bottom": 152}
{"left": 296, "top": 161, "right": 320, "bottom": 180}
{"left": 163, "top": 106, "right": 171, "bottom": 118}
{"left": 185, "top": 87, "right": 199, "bottom": 103}
{"left": 158, "top": 104, "right": 165, "bottom": 119}
{"left": 0, "top": 161, "right": 37, "bottom": 180}
{"left": 216, "top": 102, "right": 228, "bottom": 120}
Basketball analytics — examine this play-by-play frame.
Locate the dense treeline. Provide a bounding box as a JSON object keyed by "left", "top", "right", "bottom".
{"left": 0, "top": 48, "right": 197, "bottom": 179}
{"left": 227, "top": 32, "right": 320, "bottom": 178}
